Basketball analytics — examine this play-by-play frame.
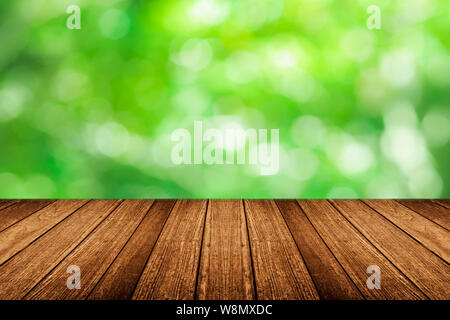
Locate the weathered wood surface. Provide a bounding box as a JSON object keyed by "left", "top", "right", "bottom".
{"left": 0, "top": 199, "right": 447, "bottom": 300}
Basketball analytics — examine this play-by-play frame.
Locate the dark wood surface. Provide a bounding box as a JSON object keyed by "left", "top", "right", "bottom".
{"left": 132, "top": 200, "right": 208, "bottom": 300}
{"left": 276, "top": 200, "right": 363, "bottom": 300}
{"left": 331, "top": 200, "right": 448, "bottom": 299}
{"left": 296, "top": 200, "right": 425, "bottom": 300}
{"left": 89, "top": 200, "right": 176, "bottom": 300}
{"left": 197, "top": 200, "right": 255, "bottom": 300}
{"left": 245, "top": 200, "right": 319, "bottom": 300}
{"left": 0, "top": 199, "right": 448, "bottom": 300}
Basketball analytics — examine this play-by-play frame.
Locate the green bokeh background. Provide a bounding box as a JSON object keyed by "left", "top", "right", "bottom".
{"left": 0, "top": 0, "right": 448, "bottom": 198}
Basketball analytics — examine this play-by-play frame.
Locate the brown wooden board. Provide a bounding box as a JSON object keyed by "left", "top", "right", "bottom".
{"left": 432, "top": 200, "right": 450, "bottom": 211}
{"left": 297, "top": 200, "right": 425, "bottom": 300}
{"left": 26, "top": 200, "right": 155, "bottom": 300}
{"left": 89, "top": 200, "right": 176, "bottom": 300}
{"left": 196, "top": 200, "right": 255, "bottom": 300}
{"left": 0, "top": 200, "right": 18, "bottom": 211}
{"left": 0, "top": 199, "right": 447, "bottom": 300}
{"left": 0, "top": 200, "right": 121, "bottom": 299}
{"left": 331, "top": 200, "right": 450, "bottom": 299}
{"left": 276, "top": 200, "right": 362, "bottom": 300}
{"left": 132, "top": 200, "right": 208, "bottom": 300}
{"left": 0, "top": 200, "right": 54, "bottom": 232}
{"left": 364, "top": 200, "right": 450, "bottom": 262}
{"left": 397, "top": 200, "right": 450, "bottom": 230}
{"left": 244, "top": 200, "right": 319, "bottom": 300}
{"left": 0, "top": 200, "right": 89, "bottom": 265}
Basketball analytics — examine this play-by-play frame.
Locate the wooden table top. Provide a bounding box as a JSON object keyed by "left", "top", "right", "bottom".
{"left": 0, "top": 199, "right": 448, "bottom": 300}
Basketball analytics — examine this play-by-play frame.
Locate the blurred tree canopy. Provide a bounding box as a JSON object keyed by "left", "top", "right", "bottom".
{"left": 0, "top": 0, "right": 448, "bottom": 198}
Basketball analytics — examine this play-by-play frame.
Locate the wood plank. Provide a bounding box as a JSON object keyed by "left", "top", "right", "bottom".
{"left": 0, "top": 200, "right": 54, "bottom": 232}
{"left": 0, "top": 200, "right": 121, "bottom": 300}
{"left": 132, "top": 200, "right": 207, "bottom": 300}
{"left": 297, "top": 200, "right": 425, "bottom": 300}
{"left": 26, "top": 200, "right": 154, "bottom": 300}
{"left": 275, "top": 200, "right": 362, "bottom": 300}
{"left": 331, "top": 200, "right": 450, "bottom": 299}
{"left": 0, "top": 200, "right": 89, "bottom": 265}
{"left": 397, "top": 200, "right": 450, "bottom": 230}
{"left": 244, "top": 200, "right": 319, "bottom": 300}
{"left": 197, "top": 200, "right": 255, "bottom": 300}
{"left": 364, "top": 200, "right": 450, "bottom": 262}
{"left": 88, "top": 200, "right": 176, "bottom": 300}
{"left": 0, "top": 200, "right": 18, "bottom": 211}
{"left": 432, "top": 200, "right": 450, "bottom": 210}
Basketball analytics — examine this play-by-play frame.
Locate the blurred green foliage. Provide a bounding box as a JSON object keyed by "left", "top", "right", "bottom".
{"left": 0, "top": 0, "right": 448, "bottom": 198}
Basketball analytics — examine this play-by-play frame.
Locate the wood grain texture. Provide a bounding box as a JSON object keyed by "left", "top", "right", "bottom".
{"left": 331, "top": 200, "right": 450, "bottom": 299}
{"left": 397, "top": 200, "right": 450, "bottom": 230}
{"left": 89, "top": 200, "right": 176, "bottom": 300}
{"left": 0, "top": 199, "right": 447, "bottom": 301}
{"left": 244, "top": 200, "right": 319, "bottom": 300}
{"left": 26, "top": 200, "right": 154, "bottom": 300}
{"left": 0, "top": 200, "right": 88, "bottom": 265}
{"left": 297, "top": 200, "right": 425, "bottom": 300}
{"left": 276, "top": 200, "right": 362, "bottom": 300}
{"left": 0, "top": 200, "right": 53, "bottom": 232}
{"left": 364, "top": 200, "right": 450, "bottom": 262}
{"left": 0, "top": 200, "right": 121, "bottom": 300}
{"left": 132, "top": 200, "right": 208, "bottom": 300}
{"left": 0, "top": 200, "right": 18, "bottom": 211}
{"left": 432, "top": 200, "right": 450, "bottom": 211}
{"left": 197, "top": 200, "right": 255, "bottom": 300}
